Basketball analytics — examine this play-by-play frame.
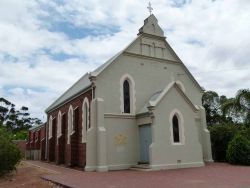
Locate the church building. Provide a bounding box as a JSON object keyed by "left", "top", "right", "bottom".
{"left": 45, "top": 14, "right": 213, "bottom": 172}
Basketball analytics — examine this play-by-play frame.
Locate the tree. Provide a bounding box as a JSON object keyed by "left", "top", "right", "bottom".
{"left": 222, "top": 89, "right": 250, "bottom": 125}
{"left": 0, "top": 98, "right": 12, "bottom": 125}
{"left": 202, "top": 91, "right": 233, "bottom": 125}
{"left": 226, "top": 133, "right": 250, "bottom": 165}
{"left": 11, "top": 130, "right": 28, "bottom": 140}
{"left": 209, "top": 124, "right": 240, "bottom": 161}
{"left": 202, "top": 91, "right": 220, "bottom": 124}
{"left": 0, "top": 97, "right": 42, "bottom": 134}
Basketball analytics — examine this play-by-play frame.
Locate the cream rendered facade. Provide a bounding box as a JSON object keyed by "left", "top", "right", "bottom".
{"left": 84, "top": 14, "right": 213, "bottom": 172}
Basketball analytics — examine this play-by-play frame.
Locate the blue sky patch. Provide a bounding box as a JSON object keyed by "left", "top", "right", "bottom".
{"left": 41, "top": 48, "right": 79, "bottom": 61}
{"left": 170, "top": 0, "right": 192, "bottom": 8}
{"left": 3, "top": 54, "right": 18, "bottom": 63}
{"left": 48, "top": 21, "right": 120, "bottom": 39}
{"left": 186, "top": 38, "right": 205, "bottom": 47}
{"left": 50, "top": 52, "right": 79, "bottom": 61}
{"left": 3, "top": 86, "right": 47, "bottom": 94}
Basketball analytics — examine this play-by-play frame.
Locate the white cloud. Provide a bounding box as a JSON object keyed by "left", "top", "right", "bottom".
{"left": 0, "top": 0, "right": 249, "bottom": 120}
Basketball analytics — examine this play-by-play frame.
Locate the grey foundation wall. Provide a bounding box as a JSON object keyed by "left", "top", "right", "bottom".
{"left": 25, "top": 150, "right": 41, "bottom": 160}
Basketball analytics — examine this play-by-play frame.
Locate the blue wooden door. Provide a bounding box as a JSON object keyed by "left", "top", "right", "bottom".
{"left": 139, "top": 124, "right": 152, "bottom": 163}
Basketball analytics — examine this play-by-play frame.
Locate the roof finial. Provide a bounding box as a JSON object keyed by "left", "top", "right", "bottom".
{"left": 147, "top": 2, "right": 153, "bottom": 15}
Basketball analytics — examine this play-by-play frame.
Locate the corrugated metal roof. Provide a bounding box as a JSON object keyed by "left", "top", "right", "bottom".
{"left": 90, "top": 36, "right": 139, "bottom": 77}
{"left": 45, "top": 14, "right": 203, "bottom": 113}
{"left": 45, "top": 73, "right": 91, "bottom": 112}
{"left": 91, "top": 51, "right": 123, "bottom": 77}
{"left": 45, "top": 37, "right": 139, "bottom": 113}
{"left": 29, "top": 123, "right": 45, "bottom": 131}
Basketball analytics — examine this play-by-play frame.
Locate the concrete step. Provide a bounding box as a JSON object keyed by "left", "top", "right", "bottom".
{"left": 130, "top": 164, "right": 152, "bottom": 171}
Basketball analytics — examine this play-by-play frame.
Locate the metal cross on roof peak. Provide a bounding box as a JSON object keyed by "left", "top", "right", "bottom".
{"left": 147, "top": 2, "right": 153, "bottom": 15}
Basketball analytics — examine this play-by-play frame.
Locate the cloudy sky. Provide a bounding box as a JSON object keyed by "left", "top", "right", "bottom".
{"left": 0, "top": 0, "right": 249, "bottom": 121}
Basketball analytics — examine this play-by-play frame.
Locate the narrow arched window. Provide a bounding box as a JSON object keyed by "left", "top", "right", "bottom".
{"left": 49, "top": 116, "right": 53, "bottom": 139}
{"left": 82, "top": 97, "right": 89, "bottom": 143}
{"left": 172, "top": 115, "right": 180, "bottom": 143}
{"left": 123, "top": 80, "right": 130, "bottom": 113}
{"left": 67, "top": 106, "right": 73, "bottom": 144}
{"left": 57, "top": 111, "right": 62, "bottom": 139}
{"left": 85, "top": 104, "right": 88, "bottom": 130}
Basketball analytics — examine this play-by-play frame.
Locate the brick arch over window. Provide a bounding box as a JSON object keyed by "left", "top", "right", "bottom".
{"left": 120, "top": 73, "right": 136, "bottom": 114}
{"left": 67, "top": 105, "right": 73, "bottom": 144}
{"left": 169, "top": 109, "right": 185, "bottom": 145}
{"left": 82, "top": 97, "right": 89, "bottom": 143}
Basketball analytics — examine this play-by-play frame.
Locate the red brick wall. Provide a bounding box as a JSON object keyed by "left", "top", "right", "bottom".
{"left": 40, "top": 125, "right": 46, "bottom": 140}
{"left": 41, "top": 139, "right": 46, "bottom": 160}
{"left": 26, "top": 124, "right": 46, "bottom": 160}
{"left": 78, "top": 143, "right": 86, "bottom": 167}
{"left": 27, "top": 131, "right": 35, "bottom": 150}
{"left": 65, "top": 144, "right": 71, "bottom": 166}
{"left": 13, "top": 140, "right": 26, "bottom": 157}
{"left": 48, "top": 118, "right": 57, "bottom": 162}
{"left": 47, "top": 89, "right": 92, "bottom": 167}
{"left": 35, "top": 130, "right": 40, "bottom": 150}
{"left": 26, "top": 131, "right": 32, "bottom": 150}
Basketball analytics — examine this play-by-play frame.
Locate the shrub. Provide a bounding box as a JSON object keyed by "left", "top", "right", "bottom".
{"left": 0, "top": 126, "right": 22, "bottom": 176}
{"left": 11, "top": 130, "right": 28, "bottom": 140}
{"left": 240, "top": 128, "right": 250, "bottom": 140}
{"left": 226, "top": 134, "right": 250, "bottom": 165}
{"left": 208, "top": 124, "right": 241, "bottom": 161}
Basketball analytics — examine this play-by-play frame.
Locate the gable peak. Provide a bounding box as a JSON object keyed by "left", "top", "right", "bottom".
{"left": 138, "top": 14, "right": 164, "bottom": 37}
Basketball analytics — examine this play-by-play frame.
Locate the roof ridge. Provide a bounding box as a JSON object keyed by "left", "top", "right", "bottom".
{"left": 148, "top": 82, "right": 198, "bottom": 112}
{"left": 45, "top": 73, "right": 90, "bottom": 112}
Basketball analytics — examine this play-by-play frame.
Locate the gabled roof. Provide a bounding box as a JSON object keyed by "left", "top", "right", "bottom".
{"left": 138, "top": 82, "right": 198, "bottom": 114}
{"left": 46, "top": 14, "right": 203, "bottom": 113}
{"left": 45, "top": 73, "right": 91, "bottom": 113}
{"left": 149, "top": 82, "right": 198, "bottom": 112}
{"left": 29, "top": 123, "right": 45, "bottom": 131}
{"left": 90, "top": 36, "right": 139, "bottom": 77}
{"left": 138, "top": 90, "right": 163, "bottom": 114}
{"left": 46, "top": 35, "right": 141, "bottom": 114}
{"left": 90, "top": 51, "right": 123, "bottom": 77}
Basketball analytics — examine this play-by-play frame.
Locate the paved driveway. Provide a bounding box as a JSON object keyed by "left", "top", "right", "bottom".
{"left": 27, "top": 161, "right": 250, "bottom": 188}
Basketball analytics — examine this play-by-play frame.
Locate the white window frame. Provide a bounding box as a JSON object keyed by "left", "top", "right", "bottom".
{"left": 48, "top": 115, "right": 53, "bottom": 139}
{"left": 57, "top": 111, "right": 62, "bottom": 144}
{"left": 169, "top": 109, "right": 185, "bottom": 145}
{"left": 67, "top": 105, "right": 74, "bottom": 144}
{"left": 82, "top": 97, "right": 90, "bottom": 143}
{"left": 120, "top": 73, "right": 136, "bottom": 114}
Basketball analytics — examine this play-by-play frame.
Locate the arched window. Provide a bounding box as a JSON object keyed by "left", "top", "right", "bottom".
{"left": 120, "top": 74, "right": 136, "bottom": 114}
{"left": 169, "top": 109, "right": 185, "bottom": 145}
{"left": 57, "top": 111, "right": 62, "bottom": 141}
{"left": 85, "top": 105, "right": 89, "bottom": 130}
{"left": 67, "top": 105, "right": 73, "bottom": 144}
{"left": 48, "top": 116, "right": 53, "bottom": 139}
{"left": 123, "top": 80, "right": 130, "bottom": 113}
{"left": 82, "top": 97, "right": 89, "bottom": 143}
{"left": 172, "top": 115, "right": 180, "bottom": 143}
